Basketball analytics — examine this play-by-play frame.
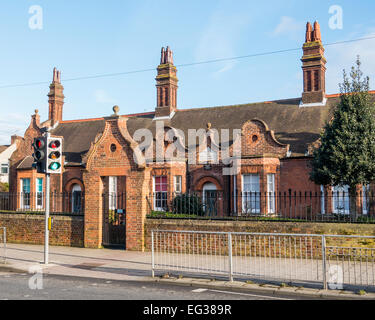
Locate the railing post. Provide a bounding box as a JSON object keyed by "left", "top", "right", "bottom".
{"left": 322, "top": 235, "right": 328, "bottom": 290}
{"left": 1, "top": 227, "right": 6, "bottom": 264}
{"left": 228, "top": 232, "right": 233, "bottom": 282}
{"left": 151, "top": 231, "right": 155, "bottom": 278}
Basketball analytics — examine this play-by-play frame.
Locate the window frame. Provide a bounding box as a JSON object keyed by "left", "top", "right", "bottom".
{"left": 241, "top": 174, "right": 261, "bottom": 214}
{"left": 153, "top": 176, "right": 168, "bottom": 211}
{"left": 20, "top": 178, "right": 31, "bottom": 210}
{"left": 332, "top": 185, "right": 350, "bottom": 215}
{"left": 174, "top": 176, "right": 182, "bottom": 194}
{"left": 267, "top": 174, "right": 275, "bottom": 214}
{"left": 35, "top": 177, "right": 44, "bottom": 210}
{"left": 0, "top": 163, "right": 8, "bottom": 174}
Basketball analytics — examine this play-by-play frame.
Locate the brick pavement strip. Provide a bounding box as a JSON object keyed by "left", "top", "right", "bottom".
{"left": 1, "top": 243, "right": 375, "bottom": 300}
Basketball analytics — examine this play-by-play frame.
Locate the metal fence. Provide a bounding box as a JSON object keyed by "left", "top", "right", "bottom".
{"left": 151, "top": 230, "right": 375, "bottom": 291}
{"left": 0, "top": 227, "right": 6, "bottom": 264}
{"left": 0, "top": 192, "right": 84, "bottom": 215}
{"left": 147, "top": 191, "right": 375, "bottom": 223}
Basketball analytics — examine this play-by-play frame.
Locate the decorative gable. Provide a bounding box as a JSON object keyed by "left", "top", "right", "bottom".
{"left": 241, "top": 119, "right": 289, "bottom": 158}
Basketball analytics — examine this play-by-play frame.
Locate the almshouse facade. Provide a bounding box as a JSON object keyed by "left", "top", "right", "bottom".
{"left": 8, "top": 22, "right": 373, "bottom": 250}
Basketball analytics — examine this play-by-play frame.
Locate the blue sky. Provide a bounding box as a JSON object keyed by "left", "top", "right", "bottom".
{"left": 1, "top": 0, "right": 375, "bottom": 144}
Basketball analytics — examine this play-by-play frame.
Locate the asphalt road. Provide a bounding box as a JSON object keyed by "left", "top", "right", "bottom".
{"left": 0, "top": 271, "right": 321, "bottom": 301}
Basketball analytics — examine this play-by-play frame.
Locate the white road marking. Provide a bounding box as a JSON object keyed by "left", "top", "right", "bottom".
{"left": 207, "top": 289, "right": 293, "bottom": 300}
{"left": 192, "top": 288, "right": 208, "bottom": 293}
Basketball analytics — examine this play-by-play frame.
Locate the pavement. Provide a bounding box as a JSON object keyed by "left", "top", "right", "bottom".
{"left": 1, "top": 243, "right": 375, "bottom": 300}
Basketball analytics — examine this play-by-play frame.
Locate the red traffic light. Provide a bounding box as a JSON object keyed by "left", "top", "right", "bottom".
{"left": 35, "top": 138, "right": 45, "bottom": 149}
{"left": 49, "top": 140, "right": 61, "bottom": 149}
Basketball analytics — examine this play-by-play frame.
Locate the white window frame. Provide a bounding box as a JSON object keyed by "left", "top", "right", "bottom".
{"left": 174, "top": 176, "right": 182, "bottom": 194}
{"left": 20, "top": 178, "right": 31, "bottom": 210}
{"left": 332, "top": 185, "right": 350, "bottom": 215}
{"left": 108, "top": 176, "right": 118, "bottom": 211}
{"left": 320, "top": 185, "right": 325, "bottom": 215}
{"left": 0, "top": 163, "right": 8, "bottom": 175}
{"left": 242, "top": 174, "right": 260, "bottom": 214}
{"left": 153, "top": 176, "right": 168, "bottom": 211}
{"left": 267, "top": 174, "right": 275, "bottom": 214}
{"left": 35, "top": 178, "right": 44, "bottom": 210}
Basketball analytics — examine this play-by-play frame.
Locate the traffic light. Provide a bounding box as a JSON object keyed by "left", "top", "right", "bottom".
{"left": 46, "top": 137, "right": 63, "bottom": 174}
{"left": 32, "top": 137, "right": 47, "bottom": 173}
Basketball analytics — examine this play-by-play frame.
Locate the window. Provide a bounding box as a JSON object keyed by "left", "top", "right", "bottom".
{"left": 20, "top": 178, "right": 30, "bottom": 209}
{"left": 1, "top": 164, "right": 8, "bottom": 174}
{"left": 174, "top": 176, "right": 182, "bottom": 194}
{"left": 267, "top": 174, "right": 275, "bottom": 214}
{"left": 72, "top": 184, "right": 82, "bottom": 214}
{"left": 332, "top": 185, "right": 350, "bottom": 215}
{"left": 363, "top": 185, "right": 370, "bottom": 215}
{"left": 242, "top": 174, "right": 260, "bottom": 214}
{"left": 36, "top": 178, "right": 43, "bottom": 210}
{"left": 320, "top": 185, "right": 325, "bottom": 215}
{"left": 108, "top": 176, "right": 118, "bottom": 210}
{"left": 154, "top": 176, "right": 168, "bottom": 211}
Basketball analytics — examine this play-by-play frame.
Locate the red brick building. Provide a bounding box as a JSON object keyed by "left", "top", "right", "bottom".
{"left": 8, "top": 22, "right": 372, "bottom": 250}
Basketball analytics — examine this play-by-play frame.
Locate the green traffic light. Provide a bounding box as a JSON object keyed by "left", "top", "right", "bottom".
{"left": 49, "top": 162, "right": 61, "bottom": 171}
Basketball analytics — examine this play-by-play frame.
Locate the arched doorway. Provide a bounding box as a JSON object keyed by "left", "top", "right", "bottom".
{"left": 202, "top": 182, "right": 218, "bottom": 217}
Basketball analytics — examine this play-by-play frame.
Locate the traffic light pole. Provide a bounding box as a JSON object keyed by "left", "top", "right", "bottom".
{"left": 44, "top": 173, "right": 50, "bottom": 265}
{"left": 44, "top": 132, "right": 50, "bottom": 265}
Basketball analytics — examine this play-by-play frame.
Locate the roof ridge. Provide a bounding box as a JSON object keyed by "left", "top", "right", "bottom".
{"left": 60, "top": 111, "right": 155, "bottom": 124}
{"left": 177, "top": 97, "right": 301, "bottom": 112}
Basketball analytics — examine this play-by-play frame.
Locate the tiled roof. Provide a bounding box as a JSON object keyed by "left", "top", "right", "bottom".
{"left": 0, "top": 145, "right": 9, "bottom": 154}
{"left": 47, "top": 93, "right": 371, "bottom": 164}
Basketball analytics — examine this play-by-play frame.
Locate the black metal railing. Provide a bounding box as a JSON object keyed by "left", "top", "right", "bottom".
{"left": 0, "top": 192, "right": 85, "bottom": 215}
{"left": 146, "top": 191, "right": 375, "bottom": 223}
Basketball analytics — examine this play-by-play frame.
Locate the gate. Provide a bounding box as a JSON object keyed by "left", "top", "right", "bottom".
{"left": 203, "top": 190, "right": 218, "bottom": 216}
{"left": 102, "top": 193, "right": 126, "bottom": 248}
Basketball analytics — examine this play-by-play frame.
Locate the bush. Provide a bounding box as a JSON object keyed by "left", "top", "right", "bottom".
{"left": 0, "top": 183, "right": 9, "bottom": 192}
{"left": 172, "top": 193, "right": 204, "bottom": 216}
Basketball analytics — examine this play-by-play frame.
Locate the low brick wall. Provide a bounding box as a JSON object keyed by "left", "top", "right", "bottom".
{"left": 0, "top": 212, "right": 84, "bottom": 247}
{"left": 144, "top": 218, "right": 375, "bottom": 251}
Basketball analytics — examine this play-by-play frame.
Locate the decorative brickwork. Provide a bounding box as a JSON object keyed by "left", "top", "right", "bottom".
{"left": 155, "top": 47, "right": 178, "bottom": 118}
{"left": 301, "top": 22, "right": 326, "bottom": 105}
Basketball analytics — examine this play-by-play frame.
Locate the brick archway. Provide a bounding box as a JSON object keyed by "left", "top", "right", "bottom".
{"left": 65, "top": 178, "right": 85, "bottom": 193}
{"left": 195, "top": 176, "right": 223, "bottom": 191}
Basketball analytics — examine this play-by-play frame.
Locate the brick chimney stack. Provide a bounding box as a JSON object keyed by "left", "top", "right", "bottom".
{"left": 48, "top": 67, "right": 65, "bottom": 126}
{"left": 301, "top": 21, "right": 326, "bottom": 106}
{"left": 155, "top": 46, "right": 178, "bottom": 119}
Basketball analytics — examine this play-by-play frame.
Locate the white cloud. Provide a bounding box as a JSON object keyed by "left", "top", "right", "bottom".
{"left": 272, "top": 16, "right": 304, "bottom": 39}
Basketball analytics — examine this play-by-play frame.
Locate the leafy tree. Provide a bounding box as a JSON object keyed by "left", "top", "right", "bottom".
{"left": 310, "top": 57, "right": 375, "bottom": 216}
